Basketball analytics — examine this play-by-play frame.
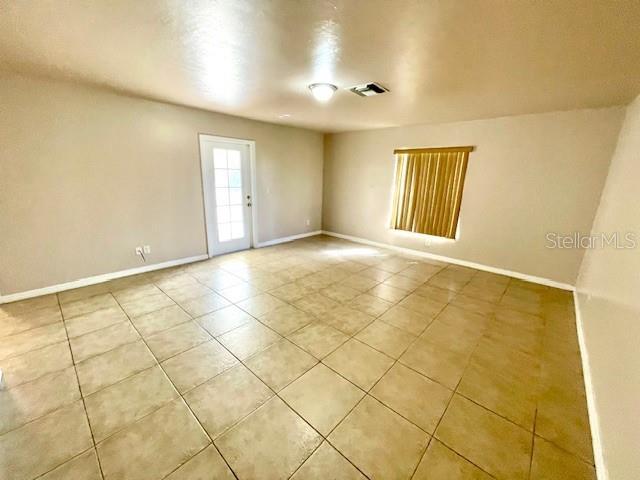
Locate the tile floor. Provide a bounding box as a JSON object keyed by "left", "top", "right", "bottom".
{"left": 0, "top": 235, "right": 596, "bottom": 479}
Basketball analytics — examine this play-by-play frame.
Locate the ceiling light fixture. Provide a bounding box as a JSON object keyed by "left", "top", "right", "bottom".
{"left": 308, "top": 83, "right": 337, "bottom": 102}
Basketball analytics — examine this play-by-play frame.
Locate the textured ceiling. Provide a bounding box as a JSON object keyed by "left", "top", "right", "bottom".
{"left": 1, "top": 0, "right": 639, "bottom": 132}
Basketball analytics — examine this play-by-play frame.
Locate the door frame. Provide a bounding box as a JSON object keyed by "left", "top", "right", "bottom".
{"left": 198, "top": 134, "right": 258, "bottom": 258}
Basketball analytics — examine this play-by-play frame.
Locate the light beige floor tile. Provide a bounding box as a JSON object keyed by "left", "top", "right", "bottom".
{"left": 295, "top": 292, "right": 341, "bottom": 317}
{"left": 368, "top": 283, "right": 408, "bottom": 303}
{"left": 437, "top": 305, "right": 491, "bottom": 334}
{"left": 70, "top": 321, "right": 140, "bottom": 363}
{"left": 197, "top": 304, "right": 254, "bottom": 337}
{"left": 0, "top": 305, "right": 62, "bottom": 338}
{"left": 379, "top": 305, "right": 433, "bottom": 336}
{"left": 382, "top": 274, "right": 425, "bottom": 292}
{"left": 428, "top": 273, "right": 471, "bottom": 292}
{"left": 217, "top": 282, "right": 262, "bottom": 303}
{"left": 399, "top": 337, "right": 470, "bottom": 389}
{"left": 485, "top": 322, "right": 542, "bottom": 356}
{"left": 0, "top": 323, "right": 67, "bottom": 361}
{"left": 112, "top": 284, "right": 163, "bottom": 304}
{"left": 0, "top": 366, "right": 80, "bottom": 434}
{"left": 269, "top": 282, "right": 316, "bottom": 303}
{"left": 453, "top": 292, "right": 501, "bottom": 313}
{"left": 399, "top": 263, "right": 443, "bottom": 282}
{"left": 217, "top": 320, "right": 281, "bottom": 360}
{"left": 435, "top": 395, "right": 532, "bottom": 480}
{"left": 291, "top": 441, "right": 366, "bottom": 479}
{"left": 76, "top": 340, "right": 156, "bottom": 395}
{"left": 377, "top": 257, "right": 415, "bottom": 274}
{"left": 165, "top": 445, "right": 235, "bottom": 480}
{"left": 164, "top": 283, "right": 213, "bottom": 303}
{"left": 494, "top": 307, "right": 544, "bottom": 332}
{"left": 0, "top": 401, "right": 92, "bottom": 480}
{"left": 184, "top": 364, "right": 273, "bottom": 438}
{"left": 178, "top": 292, "right": 230, "bottom": 317}
{"left": 292, "top": 274, "right": 326, "bottom": 291}
{"left": 358, "top": 267, "right": 394, "bottom": 282}
{"left": 85, "top": 366, "right": 178, "bottom": 441}
{"left": 288, "top": 322, "right": 349, "bottom": 359}
{"left": 536, "top": 386, "right": 594, "bottom": 463}
{"left": 61, "top": 293, "right": 119, "bottom": 319}
{"left": 329, "top": 396, "right": 430, "bottom": 480}
{"left": 413, "top": 439, "right": 492, "bottom": 480}
{"left": 130, "top": 304, "right": 191, "bottom": 337}
{"left": 460, "top": 281, "right": 506, "bottom": 301}
{"left": 349, "top": 293, "right": 393, "bottom": 317}
{"left": 245, "top": 339, "right": 317, "bottom": 391}
{"left": 0, "top": 341, "right": 72, "bottom": 389}
{"left": 40, "top": 449, "right": 102, "bottom": 480}
{"left": 198, "top": 270, "right": 245, "bottom": 290}
{"left": 321, "top": 305, "right": 375, "bottom": 335}
{"left": 457, "top": 361, "right": 537, "bottom": 430}
{"left": 105, "top": 274, "right": 150, "bottom": 292}
{"left": 162, "top": 340, "right": 238, "bottom": 393}
{"left": 259, "top": 304, "right": 314, "bottom": 335}
{"left": 154, "top": 273, "right": 200, "bottom": 290}
{"left": 530, "top": 436, "right": 596, "bottom": 480}
{"left": 145, "top": 321, "right": 211, "bottom": 361}
{"left": 120, "top": 292, "right": 176, "bottom": 319}
{"left": 355, "top": 320, "right": 416, "bottom": 358}
{"left": 420, "top": 320, "right": 483, "bottom": 356}
{"left": 280, "top": 364, "right": 364, "bottom": 435}
{"left": 65, "top": 306, "right": 128, "bottom": 338}
{"left": 249, "top": 272, "right": 290, "bottom": 290}
{"left": 1, "top": 295, "right": 58, "bottom": 318}
{"left": 413, "top": 284, "right": 458, "bottom": 303}
{"left": 320, "top": 284, "right": 362, "bottom": 303}
{"left": 323, "top": 339, "right": 394, "bottom": 390}
{"left": 215, "top": 397, "right": 322, "bottom": 479}
{"left": 237, "top": 293, "right": 286, "bottom": 317}
{"left": 57, "top": 285, "right": 112, "bottom": 305}
{"left": 97, "top": 399, "right": 209, "bottom": 480}
{"left": 371, "top": 363, "right": 452, "bottom": 433}
{"left": 399, "top": 293, "right": 446, "bottom": 318}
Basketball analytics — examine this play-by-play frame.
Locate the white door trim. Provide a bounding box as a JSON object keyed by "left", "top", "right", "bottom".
{"left": 198, "top": 134, "right": 258, "bottom": 257}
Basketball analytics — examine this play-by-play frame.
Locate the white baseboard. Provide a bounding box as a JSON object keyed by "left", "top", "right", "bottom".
{"left": 573, "top": 291, "right": 608, "bottom": 480}
{"left": 0, "top": 254, "right": 208, "bottom": 304}
{"left": 321, "top": 230, "right": 575, "bottom": 291}
{"left": 255, "top": 230, "right": 322, "bottom": 248}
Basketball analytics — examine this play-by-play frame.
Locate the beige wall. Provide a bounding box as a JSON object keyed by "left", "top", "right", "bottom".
{"left": 575, "top": 95, "right": 640, "bottom": 480}
{"left": 322, "top": 108, "right": 624, "bottom": 285}
{"left": 0, "top": 73, "right": 323, "bottom": 295}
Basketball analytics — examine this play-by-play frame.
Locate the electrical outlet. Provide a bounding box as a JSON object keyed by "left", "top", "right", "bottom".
{"left": 143, "top": 245, "right": 151, "bottom": 254}
{"left": 305, "top": 219, "right": 310, "bottom": 226}
{"left": 135, "top": 246, "right": 143, "bottom": 255}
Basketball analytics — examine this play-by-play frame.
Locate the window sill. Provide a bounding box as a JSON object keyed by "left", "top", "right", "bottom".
{"left": 388, "top": 228, "right": 458, "bottom": 245}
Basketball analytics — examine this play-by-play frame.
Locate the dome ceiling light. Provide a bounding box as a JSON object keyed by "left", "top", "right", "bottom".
{"left": 308, "top": 83, "right": 337, "bottom": 102}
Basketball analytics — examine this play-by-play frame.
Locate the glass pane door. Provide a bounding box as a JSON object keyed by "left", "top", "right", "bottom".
{"left": 199, "top": 136, "right": 252, "bottom": 257}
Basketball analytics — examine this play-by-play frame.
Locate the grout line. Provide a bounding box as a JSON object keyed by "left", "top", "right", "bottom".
{"left": 56, "top": 293, "right": 107, "bottom": 480}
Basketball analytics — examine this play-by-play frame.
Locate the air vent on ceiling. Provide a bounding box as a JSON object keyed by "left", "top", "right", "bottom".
{"left": 349, "top": 82, "right": 389, "bottom": 97}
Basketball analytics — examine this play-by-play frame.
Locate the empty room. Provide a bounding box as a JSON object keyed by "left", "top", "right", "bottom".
{"left": 1, "top": 1, "right": 639, "bottom": 479}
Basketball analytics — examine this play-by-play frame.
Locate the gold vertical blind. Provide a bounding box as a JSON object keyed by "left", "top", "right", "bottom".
{"left": 390, "top": 146, "right": 473, "bottom": 239}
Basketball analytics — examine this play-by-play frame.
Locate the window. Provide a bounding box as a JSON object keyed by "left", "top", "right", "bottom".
{"left": 390, "top": 146, "right": 473, "bottom": 239}
{"left": 213, "top": 148, "right": 245, "bottom": 242}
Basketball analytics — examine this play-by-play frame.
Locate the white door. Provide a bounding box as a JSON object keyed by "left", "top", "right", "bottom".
{"left": 200, "top": 136, "right": 253, "bottom": 256}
